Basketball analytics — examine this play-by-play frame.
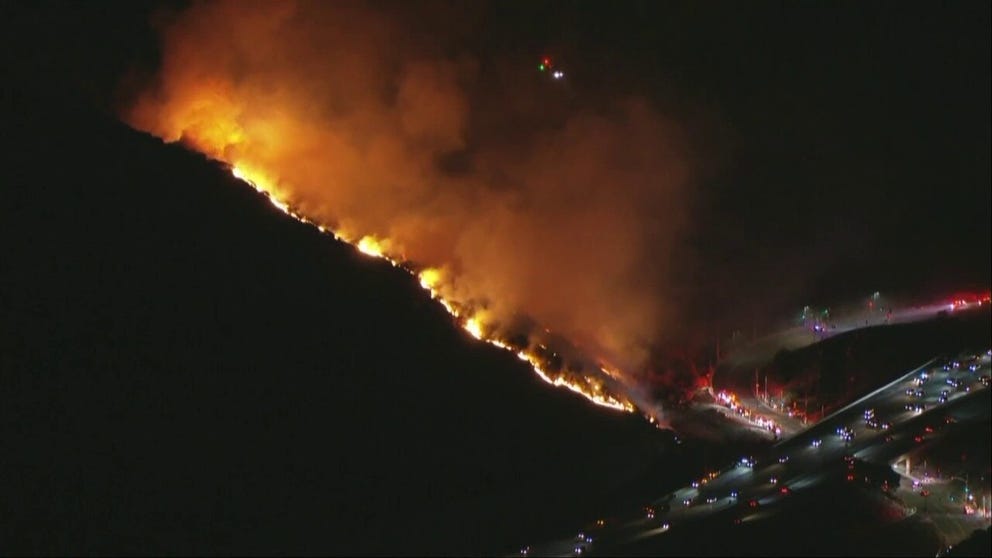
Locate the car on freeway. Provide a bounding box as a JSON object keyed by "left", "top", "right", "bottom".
{"left": 866, "top": 417, "right": 890, "bottom": 429}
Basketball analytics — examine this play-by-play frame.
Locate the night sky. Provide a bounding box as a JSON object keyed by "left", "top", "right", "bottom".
{"left": 7, "top": 1, "right": 989, "bottom": 328}
{"left": 2, "top": 1, "right": 989, "bottom": 554}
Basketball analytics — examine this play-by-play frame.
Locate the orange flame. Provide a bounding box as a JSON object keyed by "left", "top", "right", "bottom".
{"left": 228, "top": 164, "right": 637, "bottom": 414}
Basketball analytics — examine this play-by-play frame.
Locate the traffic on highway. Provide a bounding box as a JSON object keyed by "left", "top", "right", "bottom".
{"left": 513, "top": 349, "right": 992, "bottom": 556}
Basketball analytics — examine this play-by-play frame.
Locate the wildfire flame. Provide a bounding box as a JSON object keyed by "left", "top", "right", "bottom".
{"left": 357, "top": 236, "right": 386, "bottom": 259}
{"left": 232, "top": 165, "right": 295, "bottom": 219}
{"left": 121, "top": 1, "right": 704, "bottom": 425}
{"left": 229, "top": 163, "right": 636, "bottom": 414}
{"left": 418, "top": 267, "right": 442, "bottom": 291}
{"left": 464, "top": 317, "right": 484, "bottom": 340}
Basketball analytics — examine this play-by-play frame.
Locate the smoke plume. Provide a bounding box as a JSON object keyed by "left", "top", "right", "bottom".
{"left": 124, "top": 0, "right": 698, "bottom": 390}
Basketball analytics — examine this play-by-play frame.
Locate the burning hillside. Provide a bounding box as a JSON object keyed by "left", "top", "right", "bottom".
{"left": 123, "top": 1, "right": 699, "bottom": 415}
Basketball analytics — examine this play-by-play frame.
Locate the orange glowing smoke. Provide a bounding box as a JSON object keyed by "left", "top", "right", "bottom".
{"left": 123, "top": 1, "right": 697, "bottom": 415}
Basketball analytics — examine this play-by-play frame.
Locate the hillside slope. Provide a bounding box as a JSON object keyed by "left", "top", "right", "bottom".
{"left": 1, "top": 90, "right": 671, "bottom": 555}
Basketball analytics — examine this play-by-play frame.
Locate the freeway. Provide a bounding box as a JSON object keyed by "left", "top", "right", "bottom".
{"left": 515, "top": 350, "right": 991, "bottom": 556}
{"left": 721, "top": 300, "right": 985, "bottom": 372}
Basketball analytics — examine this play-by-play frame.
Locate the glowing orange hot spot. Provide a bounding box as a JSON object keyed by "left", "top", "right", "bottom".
{"left": 464, "top": 317, "right": 484, "bottom": 340}
{"left": 418, "top": 267, "right": 442, "bottom": 291}
{"left": 357, "top": 236, "right": 385, "bottom": 258}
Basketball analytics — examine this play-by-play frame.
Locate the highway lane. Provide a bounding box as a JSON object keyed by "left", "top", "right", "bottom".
{"left": 515, "top": 350, "right": 991, "bottom": 556}
{"left": 720, "top": 301, "right": 984, "bottom": 375}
